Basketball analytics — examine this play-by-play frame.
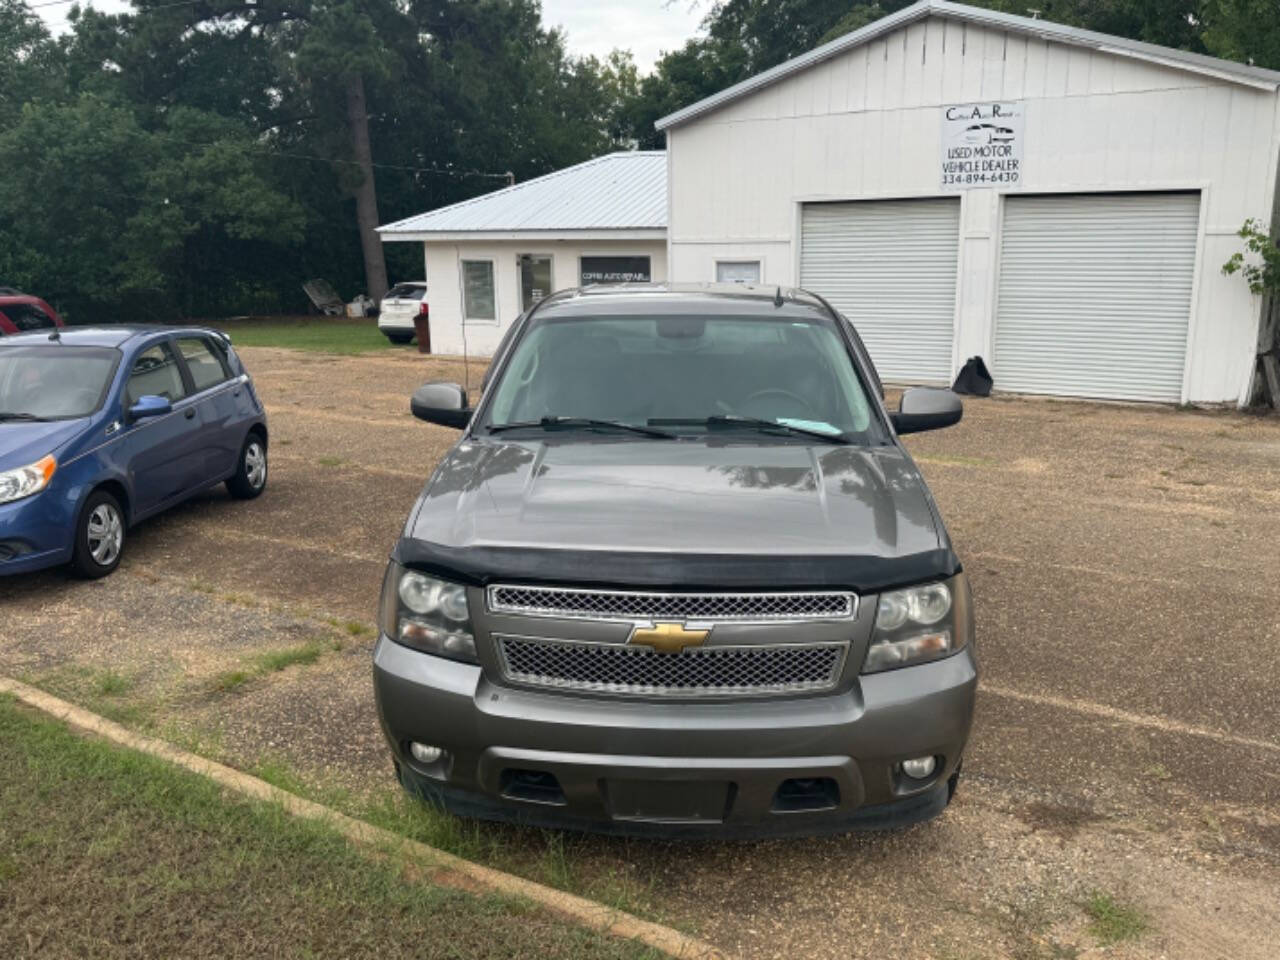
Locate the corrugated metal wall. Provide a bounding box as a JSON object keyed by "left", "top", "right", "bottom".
{"left": 994, "top": 193, "right": 1200, "bottom": 401}
{"left": 800, "top": 199, "right": 960, "bottom": 383}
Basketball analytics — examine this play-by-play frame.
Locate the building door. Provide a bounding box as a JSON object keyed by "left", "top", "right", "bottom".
{"left": 994, "top": 192, "right": 1200, "bottom": 402}
{"left": 800, "top": 198, "right": 960, "bottom": 383}
{"left": 519, "top": 255, "right": 552, "bottom": 311}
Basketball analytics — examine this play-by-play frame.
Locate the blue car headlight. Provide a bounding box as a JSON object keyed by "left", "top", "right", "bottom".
{"left": 0, "top": 455, "right": 56, "bottom": 505}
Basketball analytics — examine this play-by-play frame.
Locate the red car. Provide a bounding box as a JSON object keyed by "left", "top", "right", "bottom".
{"left": 0, "top": 295, "right": 64, "bottom": 335}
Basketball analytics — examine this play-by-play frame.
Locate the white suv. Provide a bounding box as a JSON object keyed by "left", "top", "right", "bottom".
{"left": 378, "top": 282, "right": 427, "bottom": 344}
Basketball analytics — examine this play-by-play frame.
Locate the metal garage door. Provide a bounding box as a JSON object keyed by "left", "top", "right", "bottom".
{"left": 995, "top": 193, "right": 1200, "bottom": 402}
{"left": 801, "top": 199, "right": 960, "bottom": 383}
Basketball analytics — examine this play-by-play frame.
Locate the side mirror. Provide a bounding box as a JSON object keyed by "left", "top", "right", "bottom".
{"left": 891, "top": 387, "right": 963, "bottom": 435}
{"left": 128, "top": 395, "right": 172, "bottom": 421}
{"left": 411, "top": 382, "right": 471, "bottom": 429}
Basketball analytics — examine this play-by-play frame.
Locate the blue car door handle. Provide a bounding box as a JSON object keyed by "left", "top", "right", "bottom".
{"left": 184, "top": 408, "right": 196, "bottom": 419}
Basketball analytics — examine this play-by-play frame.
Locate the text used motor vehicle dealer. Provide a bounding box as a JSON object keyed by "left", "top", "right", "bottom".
{"left": 941, "top": 101, "right": 1025, "bottom": 189}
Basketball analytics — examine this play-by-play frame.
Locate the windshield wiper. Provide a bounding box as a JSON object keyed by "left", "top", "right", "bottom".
{"left": 487, "top": 416, "right": 676, "bottom": 439}
{"left": 650, "top": 415, "right": 852, "bottom": 444}
{"left": 0, "top": 412, "right": 50, "bottom": 422}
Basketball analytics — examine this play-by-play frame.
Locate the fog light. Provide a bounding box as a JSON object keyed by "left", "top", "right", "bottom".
{"left": 901, "top": 756, "right": 937, "bottom": 780}
{"left": 409, "top": 742, "right": 443, "bottom": 764}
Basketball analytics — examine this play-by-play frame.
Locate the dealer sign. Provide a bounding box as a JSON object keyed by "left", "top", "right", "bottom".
{"left": 941, "top": 101, "right": 1024, "bottom": 191}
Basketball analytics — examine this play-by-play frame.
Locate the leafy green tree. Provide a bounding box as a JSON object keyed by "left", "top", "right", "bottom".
{"left": 1201, "top": 0, "right": 1280, "bottom": 69}
{"left": 0, "top": 93, "right": 305, "bottom": 321}
{"left": 0, "top": 0, "right": 61, "bottom": 126}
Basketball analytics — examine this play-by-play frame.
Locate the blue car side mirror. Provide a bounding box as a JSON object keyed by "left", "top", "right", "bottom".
{"left": 128, "top": 395, "right": 172, "bottom": 420}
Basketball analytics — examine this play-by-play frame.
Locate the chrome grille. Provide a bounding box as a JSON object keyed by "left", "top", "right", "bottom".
{"left": 487, "top": 585, "right": 855, "bottom": 622}
{"left": 495, "top": 635, "right": 847, "bottom": 697}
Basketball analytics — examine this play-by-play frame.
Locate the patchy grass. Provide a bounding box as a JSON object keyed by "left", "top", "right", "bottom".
{"left": 0, "top": 696, "right": 659, "bottom": 960}
{"left": 316, "top": 456, "right": 347, "bottom": 467}
{"left": 212, "top": 641, "right": 326, "bottom": 694}
{"left": 253, "top": 641, "right": 324, "bottom": 673}
{"left": 213, "top": 669, "right": 253, "bottom": 693}
{"left": 93, "top": 670, "right": 131, "bottom": 697}
{"left": 1083, "top": 890, "right": 1149, "bottom": 945}
{"left": 215, "top": 317, "right": 401, "bottom": 355}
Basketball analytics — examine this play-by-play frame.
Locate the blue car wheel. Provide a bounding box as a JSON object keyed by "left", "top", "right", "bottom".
{"left": 71, "top": 489, "right": 125, "bottom": 579}
{"left": 226, "top": 433, "right": 268, "bottom": 500}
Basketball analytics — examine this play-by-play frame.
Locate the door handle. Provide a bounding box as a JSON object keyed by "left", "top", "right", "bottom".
{"left": 184, "top": 408, "right": 196, "bottom": 420}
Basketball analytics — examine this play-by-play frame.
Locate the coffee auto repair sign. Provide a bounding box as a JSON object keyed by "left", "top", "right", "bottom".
{"left": 941, "top": 102, "right": 1023, "bottom": 190}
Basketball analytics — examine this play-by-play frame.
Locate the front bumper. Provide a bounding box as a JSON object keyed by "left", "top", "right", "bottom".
{"left": 373, "top": 636, "right": 977, "bottom": 836}
{"left": 0, "top": 492, "right": 74, "bottom": 575}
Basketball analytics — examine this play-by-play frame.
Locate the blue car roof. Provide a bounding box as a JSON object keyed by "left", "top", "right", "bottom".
{"left": 0, "top": 325, "right": 223, "bottom": 349}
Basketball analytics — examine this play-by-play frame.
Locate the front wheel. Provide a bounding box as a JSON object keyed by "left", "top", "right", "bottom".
{"left": 226, "top": 433, "right": 268, "bottom": 500}
{"left": 71, "top": 490, "right": 126, "bottom": 579}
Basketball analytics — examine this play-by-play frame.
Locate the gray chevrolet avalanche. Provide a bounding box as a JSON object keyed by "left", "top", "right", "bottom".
{"left": 373, "top": 284, "right": 976, "bottom": 836}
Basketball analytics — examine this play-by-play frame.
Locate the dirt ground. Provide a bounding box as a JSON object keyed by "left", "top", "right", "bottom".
{"left": 2, "top": 345, "right": 1278, "bottom": 959}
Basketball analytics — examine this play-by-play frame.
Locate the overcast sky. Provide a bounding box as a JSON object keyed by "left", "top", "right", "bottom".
{"left": 36, "top": 0, "right": 707, "bottom": 72}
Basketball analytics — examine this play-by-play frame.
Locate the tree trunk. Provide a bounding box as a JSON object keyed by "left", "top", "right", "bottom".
{"left": 345, "top": 73, "right": 388, "bottom": 302}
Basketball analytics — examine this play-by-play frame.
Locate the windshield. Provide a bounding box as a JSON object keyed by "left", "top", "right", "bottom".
{"left": 0, "top": 346, "right": 120, "bottom": 420}
{"left": 386, "top": 284, "right": 425, "bottom": 300}
{"left": 483, "top": 314, "right": 882, "bottom": 442}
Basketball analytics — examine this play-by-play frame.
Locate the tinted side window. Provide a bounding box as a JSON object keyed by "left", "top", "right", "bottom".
{"left": 7, "top": 304, "right": 56, "bottom": 331}
{"left": 176, "top": 337, "right": 229, "bottom": 392}
{"left": 126, "top": 343, "right": 187, "bottom": 405}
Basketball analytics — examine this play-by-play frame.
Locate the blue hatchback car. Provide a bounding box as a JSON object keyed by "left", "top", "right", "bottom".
{"left": 0, "top": 326, "right": 268, "bottom": 578}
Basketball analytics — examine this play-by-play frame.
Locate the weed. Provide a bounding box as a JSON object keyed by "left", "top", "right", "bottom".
{"left": 253, "top": 641, "right": 324, "bottom": 674}
{"left": 93, "top": 671, "right": 131, "bottom": 697}
{"left": 316, "top": 456, "right": 345, "bottom": 467}
{"left": 213, "top": 670, "right": 252, "bottom": 692}
{"left": 1083, "top": 890, "right": 1149, "bottom": 945}
{"left": 343, "top": 620, "right": 373, "bottom": 637}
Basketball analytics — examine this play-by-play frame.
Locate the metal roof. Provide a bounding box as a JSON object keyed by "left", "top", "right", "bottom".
{"left": 656, "top": 0, "right": 1280, "bottom": 132}
{"left": 378, "top": 152, "right": 667, "bottom": 237}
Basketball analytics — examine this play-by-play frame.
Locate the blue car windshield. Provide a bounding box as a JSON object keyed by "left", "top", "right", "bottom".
{"left": 484, "top": 314, "right": 884, "bottom": 443}
{"left": 0, "top": 346, "right": 120, "bottom": 420}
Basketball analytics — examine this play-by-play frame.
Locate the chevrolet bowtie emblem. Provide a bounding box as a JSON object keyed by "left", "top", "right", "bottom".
{"left": 629, "top": 622, "right": 709, "bottom": 655}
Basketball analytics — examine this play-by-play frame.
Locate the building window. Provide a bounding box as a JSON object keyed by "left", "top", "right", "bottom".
{"left": 580, "top": 256, "right": 651, "bottom": 284}
{"left": 461, "top": 259, "right": 496, "bottom": 321}
{"left": 715, "top": 260, "right": 762, "bottom": 284}
{"left": 518, "top": 254, "right": 552, "bottom": 311}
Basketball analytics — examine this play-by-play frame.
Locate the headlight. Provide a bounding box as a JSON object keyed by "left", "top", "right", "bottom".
{"left": 0, "top": 455, "right": 56, "bottom": 505}
{"left": 862, "top": 576, "right": 969, "bottom": 673}
{"left": 379, "top": 562, "right": 478, "bottom": 664}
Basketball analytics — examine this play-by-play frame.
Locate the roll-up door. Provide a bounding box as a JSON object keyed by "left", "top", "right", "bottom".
{"left": 994, "top": 192, "right": 1200, "bottom": 402}
{"left": 800, "top": 199, "right": 960, "bottom": 383}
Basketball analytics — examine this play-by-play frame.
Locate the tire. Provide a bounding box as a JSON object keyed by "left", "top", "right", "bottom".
{"left": 71, "top": 490, "right": 126, "bottom": 579}
{"left": 226, "top": 433, "right": 268, "bottom": 499}
{"left": 946, "top": 758, "right": 963, "bottom": 804}
{"left": 385, "top": 333, "right": 413, "bottom": 345}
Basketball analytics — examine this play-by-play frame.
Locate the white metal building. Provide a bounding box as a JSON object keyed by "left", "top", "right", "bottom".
{"left": 377, "top": 152, "right": 667, "bottom": 356}
{"left": 657, "top": 0, "right": 1280, "bottom": 404}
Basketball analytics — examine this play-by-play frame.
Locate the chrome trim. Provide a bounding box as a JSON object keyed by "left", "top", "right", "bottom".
{"left": 487, "top": 584, "right": 857, "bottom": 623}
{"left": 493, "top": 633, "right": 849, "bottom": 698}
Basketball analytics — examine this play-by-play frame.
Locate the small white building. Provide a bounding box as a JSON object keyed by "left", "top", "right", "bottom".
{"left": 657, "top": 0, "right": 1280, "bottom": 404}
{"left": 377, "top": 152, "right": 668, "bottom": 356}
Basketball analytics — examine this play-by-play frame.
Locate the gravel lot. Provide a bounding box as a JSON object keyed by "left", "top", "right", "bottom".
{"left": 3, "top": 345, "right": 1278, "bottom": 959}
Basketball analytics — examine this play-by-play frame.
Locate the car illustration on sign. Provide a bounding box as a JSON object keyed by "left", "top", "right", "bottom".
{"left": 963, "top": 123, "right": 1016, "bottom": 145}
